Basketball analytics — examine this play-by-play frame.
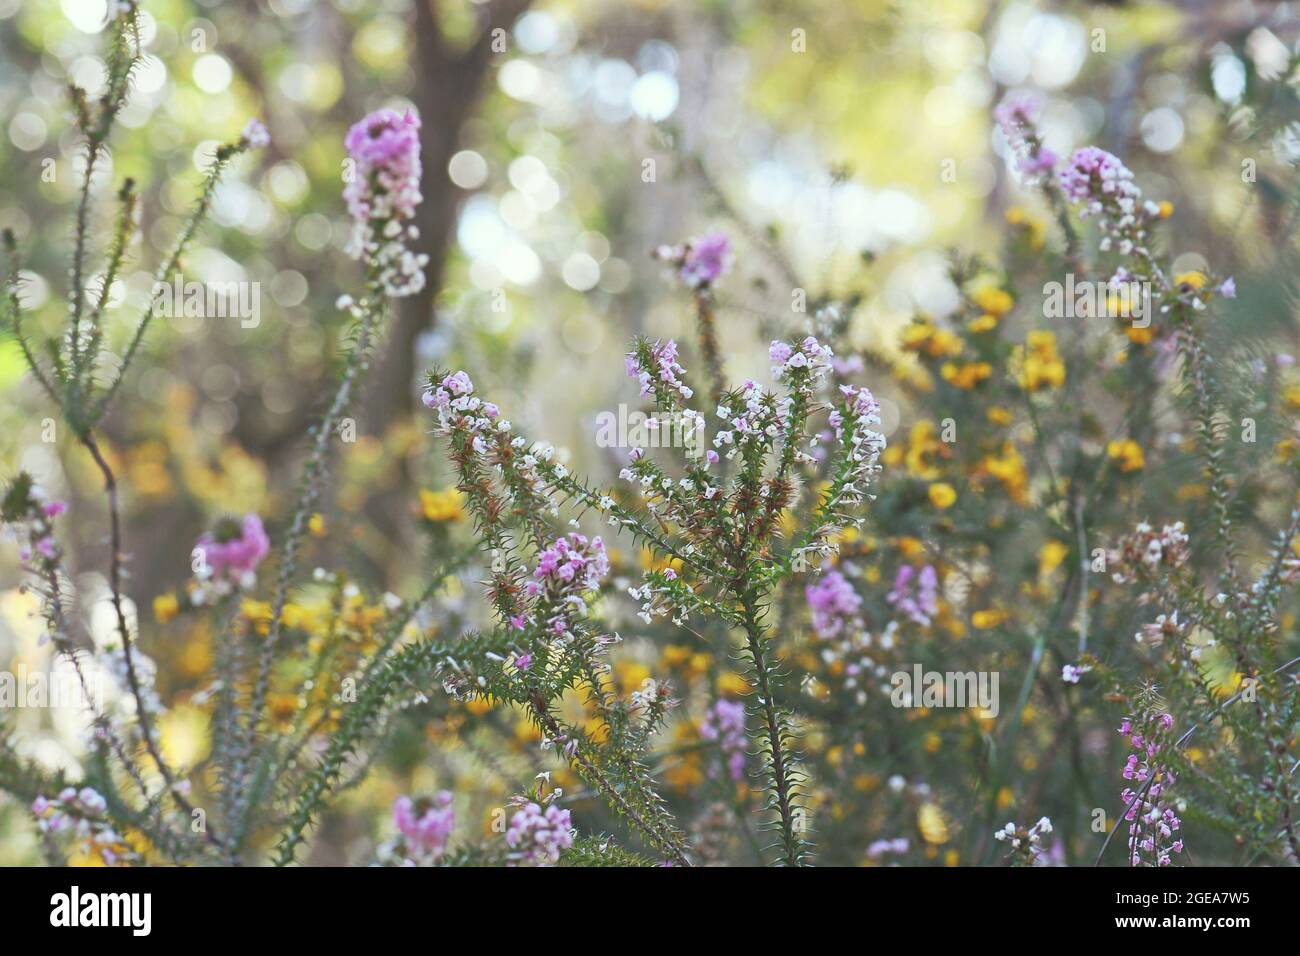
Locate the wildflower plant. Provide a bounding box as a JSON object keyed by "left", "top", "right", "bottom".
{"left": 3, "top": 0, "right": 1300, "bottom": 874}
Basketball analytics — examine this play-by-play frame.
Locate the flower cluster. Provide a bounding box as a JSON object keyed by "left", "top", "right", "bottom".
{"left": 655, "top": 231, "right": 733, "bottom": 289}
{"left": 627, "top": 338, "right": 694, "bottom": 402}
{"left": 1119, "top": 710, "right": 1184, "bottom": 867}
{"left": 995, "top": 95, "right": 1056, "bottom": 179}
{"left": 342, "top": 108, "right": 427, "bottom": 297}
{"left": 377, "top": 792, "right": 455, "bottom": 865}
{"left": 700, "top": 698, "right": 747, "bottom": 781}
{"left": 806, "top": 566, "right": 862, "bottom": 639}
{"left": 527, "top": 532, "right": 611, "bottom": 638}
{"left": 504, "top": 796, "right": 574, "bottom": 866}
{"left": 887, "top": 564, "right": 939, "bottom": 628}
{"left": 0, "top": 474, "right": 66, "bottom": 571}
{"left": 770, "top": 336, "right": 834, "bottom": 386}
{"left": 993, "top": 816, "right": 1054, "bottom": 866}
{"left": 193, "top": 514, "right": 270, "bottom": 594}
{"left": 32, "top": 788, "right": 139, "bottom": 866}
{"left": 1108, "top": 521, "right": 1190, "bottom": 584}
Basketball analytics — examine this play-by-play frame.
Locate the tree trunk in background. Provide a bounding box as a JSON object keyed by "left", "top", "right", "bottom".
{"left": 367, "top": 0, "right": 531, "bottom": 428}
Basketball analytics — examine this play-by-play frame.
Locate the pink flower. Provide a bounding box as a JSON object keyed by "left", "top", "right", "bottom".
{"left": 806, "top": 567, "right": 862, "bottom": 639}
{"left": 393, "top": 792, "right": 455, "bottom": 860}
{"left": 887, "top": 564, "right": 939, "bottom": 627}
{"left": 195, "top": 514, "right": 270, "bottom": 582}
{"left": 342, "top": 108, "right": 426, "bottom": 297}
{"left": 1058, "top": 146, "right": 1137, "bottom": 205}
{"left": 678, "top": 231, "right": 732, "bottom": 288}
{"left": 700, "top": 699, "right": 747, "bottom": 781}
{"left": 505, "top": 800, "right": 574, "bottom": 865}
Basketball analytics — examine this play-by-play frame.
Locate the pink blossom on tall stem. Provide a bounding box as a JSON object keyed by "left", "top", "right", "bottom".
{"left": 194, "top": 514, "right": 269, "bottom": 590}
{"left": 655, "top": 231, "right": 733, "bottom": 289}
{"left": 1119, "top": 708, "right": 1184, "bottom": 867}
{"left": 679, "top": 231, "right": 732, "bottom": 288}
{"left": 342, "top": 108, "right": 427, "bottom": 297}
{"left": 995, "top": 95, "right": 1056, "bottom": 181}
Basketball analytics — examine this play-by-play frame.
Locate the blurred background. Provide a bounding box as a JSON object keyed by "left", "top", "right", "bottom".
{"left": 3, "top": 0, "right": 1299, "bottom": 864}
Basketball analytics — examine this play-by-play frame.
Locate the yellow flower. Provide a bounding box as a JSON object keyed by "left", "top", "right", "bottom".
{"left": 1039, "top": 540, "right": 1069, "bottom": 577}
{"left": 987, "top": 406, "right": 1013, "bottom": 426}
{"left": 918, "top": 803, "right": 950, "bottom": 844}
{"left": 967, "top": 314, "right": 998, "bottom": 333}
{"left": 1158, "top": 200, "right": 1174, "bottom": 218}
{"left": 928, "top": 482, "right": 957, "bottom": 509}
{"left": 1014, "top": 330, "right": 1065, "bottom": 391}
{"left": 241, "top": 599, "right": 274, "bottom": 634}
{"left": 1107, "top": 438, "right": 1145, "bottom": 472}
{"left": 1126, "top": 324, "right": 1156, "bottom": 345}
{"left": 1005, "top": 206, "right": 1047, "bottom": 247}
{"left": 972, "top": 608, "right": 1007, "bottom": 629}
{"left": 308, "top": 513, "right": 326, "bottom": 537}
{"left": 902, "top": 420, "right": 948, "bottom": 480}
{"left": 972, "top": 286, "right": 1014, "bottom": 317}
{"left": 901, "top": 321, "right": 963, "bottom": 359}
{"left": 940, "top": 360, "right": 992, "bottom": 390}
{"left": 1174, "top": 271, "right": 1206, "bottom": 292}
{"left": 981, "top": 441, "right": 1028, "bottom": 504}
{"left": 419, "top": 488, "right": 466, "bottom": 522}
{"left": 716, "top": 672, "right": 749, "bottom": 696}
{"left": 153, "top": 593, "right": 180, "bottom": 623}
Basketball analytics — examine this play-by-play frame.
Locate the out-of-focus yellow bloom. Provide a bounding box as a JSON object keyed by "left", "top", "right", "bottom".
{"left": 896, "top": 536, "right": 926, "bottom": 559}
{"left": 967, "top": 314, "right": 998, "bottom": 333}
{"left": 900, "top": 420, "right": 948, "bottom": 480}
{"left": 980, "top": 442, "right": 1028, "bottom": 504}
{"left": 158, "top": 705, "right": 210, "bottom": 766}
{"left": 918, "top": 802, "right": 950, "bottom": 844}
{"left": 1126, "top": 324, "right": 1157, "bottom": 345}
{"left": 928, "top": 482, "right": 957, "bottom": 509}
{"left": 901, "top": 321, "right": 963, "bottom": 359}
{"left": 419, "top": 488, "right": 466, "bottom": 522}
{"left": 1107, "top": 438, "right": 1145, "bottom": 472}
{"left": 1174, "top": 271, "right": 1206, "bottom": 291}
{"left": 153, "top": 593, "right": 180, "bottom": 623}
{"left": 1014, "top": 330, "right": 1065, "bottom": 391}
{"left": 268, "top": 692, "right": 299, "bottom": 728}
{"left": 308, "top": 513, "right": 326, "bottom": 537}
{"left": 1158, "top": 200, "right": 1174, "bottom": 218}
{"left": 241, "top": 599, "right": 274, "bottom": 635}
{"left": 1005, "top": 205, "right": 1046, "bottom": 247}
{"left": 1039, "top": 540, "right": 1069, "bottom": 577}
{"left": 614, "top": 659, "right": 651, "bottom": 693}
{"left": 972, "top": 286, "right": 1014, "bottom": 317}
{"left": 972, "top": 608, "right": 1007, "bottom": 629}
{"left": 987, "top": 406, "right": 1013, "bottom": 426}
{"left": 717, "top": 672, "right": 749, "bottom": 696}
{"left": 940, "top": 360, "right": 992, "bottom": 389}
{"left": 640, "top": 547, "right": 682, "bottom": 574}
